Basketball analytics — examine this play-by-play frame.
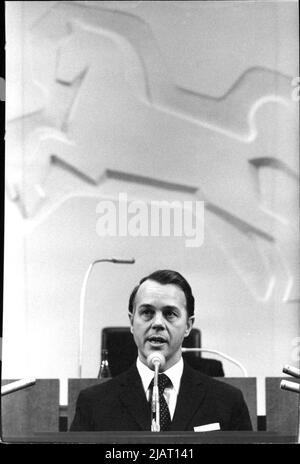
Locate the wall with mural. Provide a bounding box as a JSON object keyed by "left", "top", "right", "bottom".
{"left": 3, "top": 1, "right": 299, "bottom": 414}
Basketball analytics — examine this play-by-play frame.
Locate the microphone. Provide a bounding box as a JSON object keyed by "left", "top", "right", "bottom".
{"left": 280, "top": 380, "right": 300, "bottom": 394}
{"left": 282, "top": 365, "right": 300, "bottom": 379}
{"left": 147, "top": 352, "right": 166, "bottom": 371}
{"left": 147, "top": 353, "right": 166, "bottom": 432}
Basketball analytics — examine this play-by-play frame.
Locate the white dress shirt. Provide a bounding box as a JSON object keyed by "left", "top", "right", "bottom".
{"left": 136, "top": 356, "right": 184, "bottom": 420}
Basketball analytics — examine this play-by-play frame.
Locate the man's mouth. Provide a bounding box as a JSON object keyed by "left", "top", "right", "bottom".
{"left": 147, "top": 336, "right": 168, "bottom": 345}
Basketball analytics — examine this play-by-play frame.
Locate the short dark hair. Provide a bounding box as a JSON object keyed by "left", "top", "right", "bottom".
{"left": 128, "top": 269, "right": 195, "bottom": 318}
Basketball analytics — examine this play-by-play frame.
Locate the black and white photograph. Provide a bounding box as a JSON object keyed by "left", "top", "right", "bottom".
{"left": 1, "top": 0, "right": 299, "bottom": 446}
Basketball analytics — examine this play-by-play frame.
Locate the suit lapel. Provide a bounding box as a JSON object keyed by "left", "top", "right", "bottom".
{"left": 118, "top": 364, "right": 151, "bottom": 430}
{"left": 171, "top": 362, "right": 207, "bottom": 431}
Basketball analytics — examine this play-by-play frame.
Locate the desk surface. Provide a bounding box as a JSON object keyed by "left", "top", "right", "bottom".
{"left": 2, "top": 431, "right": 297, "bottom": 444}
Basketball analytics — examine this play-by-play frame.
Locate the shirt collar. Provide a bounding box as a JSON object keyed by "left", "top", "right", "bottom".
{"left": 136, "top": 356, "right": 183, "bottom": 395}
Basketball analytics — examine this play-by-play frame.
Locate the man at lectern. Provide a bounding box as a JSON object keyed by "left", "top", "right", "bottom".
{"left": 70, "top": 269, "right": 252, "bottom": 431}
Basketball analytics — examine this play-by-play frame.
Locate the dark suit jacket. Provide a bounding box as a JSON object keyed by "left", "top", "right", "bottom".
{"left": 70, "top": 362, "right": 252, "bottom": 431}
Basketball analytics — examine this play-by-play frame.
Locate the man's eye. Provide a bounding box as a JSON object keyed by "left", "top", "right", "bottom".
{"left": 165, "top": 311, "right": 177, "bottom": 319}
{"left": 141, "top": 309, "right": 153, "bottom": 317}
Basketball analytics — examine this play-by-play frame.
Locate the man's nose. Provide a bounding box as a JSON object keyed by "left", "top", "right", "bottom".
{"left": 151, "top": 312, "right": 165, "bottom": 328}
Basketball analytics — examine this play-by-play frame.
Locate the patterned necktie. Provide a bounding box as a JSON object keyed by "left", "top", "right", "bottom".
{"left": 150, "top": 373, "right": 172, "bottom": 431}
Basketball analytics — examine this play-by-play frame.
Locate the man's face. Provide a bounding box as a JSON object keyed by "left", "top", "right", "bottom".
{"left": 129, "top": 279, "right": 194, "bottom": 371}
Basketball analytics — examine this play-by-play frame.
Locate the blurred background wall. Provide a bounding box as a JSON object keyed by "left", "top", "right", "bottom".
{"left": 3, "top": 0, "right": 299, "bottom": 415}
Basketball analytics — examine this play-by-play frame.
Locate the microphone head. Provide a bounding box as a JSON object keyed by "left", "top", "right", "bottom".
{"left": 280, "top": 379, "right": 300, "bottom": 394}
{"left": 147, "top": 352, "right": 166, "bottom": 371}
{"left": 282, "top": 364, "right": 300, "bottom": 378}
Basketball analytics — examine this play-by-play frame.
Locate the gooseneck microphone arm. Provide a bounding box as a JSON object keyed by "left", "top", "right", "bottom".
{"left": 78, "top": 257, "right": 135, "bottom": 378}
{"left": 181, "top": 347, "right": 248, "bottom": 377}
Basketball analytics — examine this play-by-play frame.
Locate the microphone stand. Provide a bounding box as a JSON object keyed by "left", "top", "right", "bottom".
{"left": 78, "top": 257, "right": 135, "bottom": 378}
{"left": 151, "top": 362, "right": 160, "bottom": 432}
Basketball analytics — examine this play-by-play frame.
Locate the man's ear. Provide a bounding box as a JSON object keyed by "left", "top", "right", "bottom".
{"left": 184, "top": 315, "right": 194, "bottom": 338}
{"left": 128, "top": 312, "right": 134, "bottom": 333}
